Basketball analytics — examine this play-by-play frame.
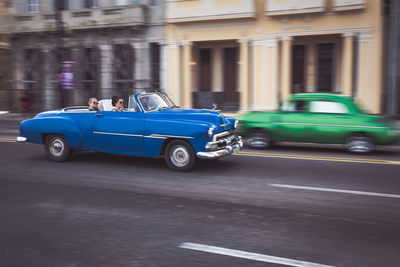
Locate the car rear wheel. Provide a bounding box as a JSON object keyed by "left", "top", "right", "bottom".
{"left": 44, "top": 135, "right": 71, "bottom": 162}
{"left": 246, "top": 132, "right": 272, "bottom": 149}
{"left": 164, "top": 140, "right": 196, "bottom": 172}
{"left": 345, "top": 136, "right": 374, "bottom": 153}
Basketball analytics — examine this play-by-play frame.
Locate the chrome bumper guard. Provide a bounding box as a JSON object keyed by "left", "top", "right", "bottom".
{"left": 197, "top": 136, "right": 243, "bottom": 159}
{"left": 16, "top": 136, "right": 27, "bottom": 143}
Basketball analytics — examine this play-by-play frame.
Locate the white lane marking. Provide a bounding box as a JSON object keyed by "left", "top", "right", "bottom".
{"left": 270, "top": 184, "right": 400, "bottom": 199}
{"left": 179, "top": 242, "right": 335, "bottom": 267}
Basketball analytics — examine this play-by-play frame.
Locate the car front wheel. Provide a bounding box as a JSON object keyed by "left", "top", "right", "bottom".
{"left": 345, "top": 136, "right": 374, "bottom": 153}
{"left": 44, "top": 135, "right": 71, "bottom": 162}
{"left": 246, "top": 132, "right": 272, "bottom": 149}
{"left": 164, "top": 140, "right": 196, "bottom": 172}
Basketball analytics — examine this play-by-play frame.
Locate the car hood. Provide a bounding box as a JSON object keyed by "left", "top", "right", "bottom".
{"left": 146, "top": 108, "right": 233, "bottom": 130}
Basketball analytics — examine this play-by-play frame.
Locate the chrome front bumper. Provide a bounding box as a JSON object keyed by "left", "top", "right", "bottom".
{"left": 197, "top": 137, "right": 243, "bottom": 159}
{"left": 16, "top": 136, "right": 27, "bottom": 143}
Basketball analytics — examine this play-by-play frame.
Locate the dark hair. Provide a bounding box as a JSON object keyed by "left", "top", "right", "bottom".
{"left": 112, "top": 96, "right": 122, "bottom": 106}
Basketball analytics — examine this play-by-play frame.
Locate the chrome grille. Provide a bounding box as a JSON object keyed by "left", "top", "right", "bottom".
{"left": 215, "top": 132, "right": 236, "bottom": 147}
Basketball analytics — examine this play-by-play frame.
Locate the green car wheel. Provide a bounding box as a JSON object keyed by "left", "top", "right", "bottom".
{"left": 246, "top": 132, "right": 272, "bottom": 149}
{"left": 345, "top": 136, "right": 374, "bottom": 153}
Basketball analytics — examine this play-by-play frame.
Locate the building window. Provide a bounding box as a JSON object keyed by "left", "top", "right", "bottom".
{"left": 316, "top": 43, "right": 335, "bottom": 92}
{"left": 114, "top": 0, "right": 140, "bottom": 6}
{"left": 150, "top": 43, "right": 160, "bottom": 90}
{"left": 114, "top": 0, "right": 128, "bottom": 6}
{"left": 53, "top": 0, "right": 69, "bottom": 11}
{"left": 83, "top": 0, "right": 97, "bottom": 8}
{"left": 199, "top": 48, "right": 212, "bottom": 92}
{"left": 292, "top": 45, "right": 306, "bottom": 94}
{"left": 26, "top": 0, "right": 40, "bottom": 13}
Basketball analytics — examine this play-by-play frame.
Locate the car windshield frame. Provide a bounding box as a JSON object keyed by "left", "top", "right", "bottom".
{"left": 136, "top": 93, "right": 176, "bottom": 112}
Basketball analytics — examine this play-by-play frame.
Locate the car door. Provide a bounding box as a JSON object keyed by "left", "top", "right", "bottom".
{"left": 304, "top": 100, "right": 351, "bottom": 143}
{"left": 63, "top": 111, "right": 98, "bottom": 150}
{"left": 274, "top": 100, "right": 308, "bottom": 142}
{"left": 92, "top": 111, "right": 145, "bottom": 152}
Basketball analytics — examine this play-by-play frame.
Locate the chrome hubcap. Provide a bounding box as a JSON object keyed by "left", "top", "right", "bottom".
{"left": 170, "top": 146, "right": 190, "bottom": 167}
{"left": 346, "top": 138, "right": 372, "bottom": 153}
{"left": 49, "top": 138, "right": 64, "bottom": 157}
{"left": 248, "top": 136, "right": 269, "bottom": 148}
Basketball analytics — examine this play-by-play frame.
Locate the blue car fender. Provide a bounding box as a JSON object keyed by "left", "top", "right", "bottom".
{"left": 144, "top": 119, "right": 212, "bottom": 154}
{"left": 21, "top": 116, "right": 84, "bottom": 149}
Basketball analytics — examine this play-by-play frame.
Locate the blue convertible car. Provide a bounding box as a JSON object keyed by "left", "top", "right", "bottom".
{"left": 18, "top": 92, "right": 243, "bottom": 171}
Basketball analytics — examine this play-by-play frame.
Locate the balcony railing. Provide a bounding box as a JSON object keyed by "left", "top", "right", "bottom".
{"left": 6, "top": 5, "right": 147, "bottom": 33}
{"left": 166, "top": 0, "right": 255, "bottom": 23}
{"left": 265, "top": 0, "right": 326, "bottom": 16}
{"left": 332, "top": 0, "right": 366, "bottom": 11}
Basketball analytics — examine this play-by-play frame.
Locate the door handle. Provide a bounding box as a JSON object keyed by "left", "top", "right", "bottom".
{"left": 95, "top": 113, "right": 103, "bottom": 117}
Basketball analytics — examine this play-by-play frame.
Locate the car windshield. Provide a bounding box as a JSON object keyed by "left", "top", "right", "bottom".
{"left": 138, "top": 93, "right": 175, "bottom": 112}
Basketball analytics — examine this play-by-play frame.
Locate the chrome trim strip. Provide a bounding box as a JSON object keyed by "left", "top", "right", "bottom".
{"left": 144, "top": 135, "right": 167, "bottom": 139}
{"left": 93, "top": 131, "right": 143, "bottom": 138}
{"left": 145, "top": 134, "right": 194, "bottom": 139}
{"left": 274, "top": 122, "right": 388, "bottom": 129}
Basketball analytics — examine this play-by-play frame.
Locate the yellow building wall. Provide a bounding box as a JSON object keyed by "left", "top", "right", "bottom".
{"left": 166, "top": 0, "right": 383, "bottom": 113}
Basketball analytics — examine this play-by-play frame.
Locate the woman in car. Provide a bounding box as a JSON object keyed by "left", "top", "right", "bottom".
{"left": 111, "top": 96, "right": 124, "bottom": 111}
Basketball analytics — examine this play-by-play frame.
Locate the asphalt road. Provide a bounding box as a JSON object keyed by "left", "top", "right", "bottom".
{"left": 0, "top": 131, "right": 400, "bottom": 267}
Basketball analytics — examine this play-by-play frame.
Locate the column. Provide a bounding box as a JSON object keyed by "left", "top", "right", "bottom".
{"left": 71, "top": 47, "right": 82, "bottom": 105}
{"left": 266, "top": 38, "right": 279, "bottom": 109}
{"left": 341, "top": 33, "right": 354, "bottom": 96}
{"left": 251, "top": 38, "right": 268, "bottom": 110}
{"left": 41, "top": 47, "right": 53, "bottom": 110}
{"left": 166, "top": 43, "right": 181, "bottom": 105}
{"left": 213, "top": 47, "right": 223, "bottom": 92}
{"left": 356, "top": 32, "right": 379, "bottom": 112}
{"left": 132, "top": 42, "right": 150, "bottom": 91}
{"left": 99, "top": 44, "right": 113, "bottom": 99}
{"left": 280, "top": 36, "right": 292, "bottom": 103}
{"left": 160, "top": 43, "right": 168, "bottom": 94}
{"left": 12, "top": 45, "right": 23, "bottom": 111}
{"left": 182, "top": 41, "right": 193, "bottom": 108}
{"left": 238, "top": 39, "right": 249, "bottom": 110}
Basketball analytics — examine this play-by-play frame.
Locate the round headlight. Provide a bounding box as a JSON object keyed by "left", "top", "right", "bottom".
{"left": 234, "top": 119, "right": 239, "bottom": 129}
{"left": 208, "top": 126, "right": 216, "bottom": 137}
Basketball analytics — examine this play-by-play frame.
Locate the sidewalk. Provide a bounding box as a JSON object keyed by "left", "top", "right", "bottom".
{"left": 0, "top": 112, "right": 35, "bottom": 121}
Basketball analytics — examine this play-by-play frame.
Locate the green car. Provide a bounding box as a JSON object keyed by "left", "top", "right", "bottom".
{"left": 236, "top": 93, "right": 399, "bottom": 153}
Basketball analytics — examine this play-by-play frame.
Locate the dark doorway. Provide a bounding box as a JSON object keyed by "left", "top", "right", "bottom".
{"left": 150, "top": 43, "right": 160, "bottom": 90}
{"left": 22, "top": 48, "right": 42, "bottom": 111}
{"left": 78, "top": 46, "right": 100, "bottom": 103}
{"left": 223, "top": 47, "right": 239, "bottom": 111}
{"left": 292, "top": 45, "right": 306, "bottom": 93}
{"left": 199, "top": 48, "right": 211, "bottom": 91}
{"left": 113, "top": 44, "right": 134, "bottom": 101}
{"left": 317, "top": 43, "right": 335, "bottom": 92}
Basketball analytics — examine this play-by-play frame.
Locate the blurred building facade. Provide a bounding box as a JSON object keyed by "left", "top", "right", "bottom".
{"left": 165, "top": 0, "right": 398, "bottom": 114}
{"left": 1, "top": 0, "right": 164, "bottom": 111}
{"left": 0, "top": 0, "right": 11, "bottom": 111}
{"left": 383, "top": 0, "right": 400, "bottom": 115}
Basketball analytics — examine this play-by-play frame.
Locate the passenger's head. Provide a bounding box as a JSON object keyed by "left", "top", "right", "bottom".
{"left": 88, "top": 97, "right": 98, "bottom": 111}
{"left": 112, "top": 96, "right": 124, "bottom": 110}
